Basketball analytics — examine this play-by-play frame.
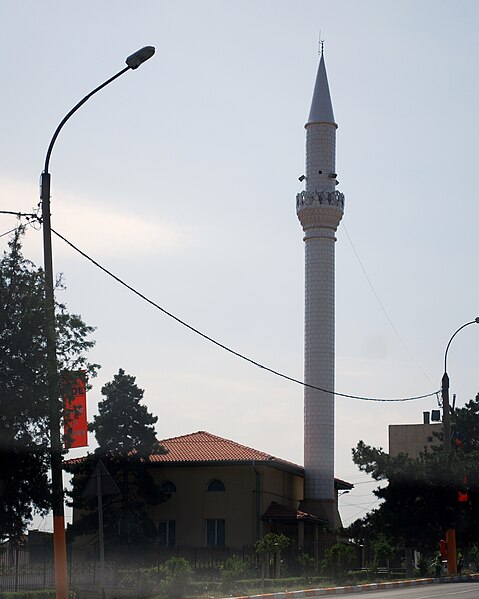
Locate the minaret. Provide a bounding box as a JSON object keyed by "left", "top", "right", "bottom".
{"left": 297, "top": 50, "right": 344, "bottom": 527}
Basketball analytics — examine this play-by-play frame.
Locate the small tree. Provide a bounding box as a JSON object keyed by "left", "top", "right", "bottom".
{"left": 255, "top": 532, "right": 291, "bottom": 579}
{"left": 370, "top": 534, "right": 395, "bottom": 574}
{"left": 159, "top": 557, "right": 192, "bottom": 599}
{"left": 321, "top": 543, "right": 355, "bottom": 581}
{"left": 221, "top": 555, "right": 249, "bottom": 592}
{"left": 297, "top": 551, "right": 315, "bottom": 577}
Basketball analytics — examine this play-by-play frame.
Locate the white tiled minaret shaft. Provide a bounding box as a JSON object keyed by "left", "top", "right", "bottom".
{"left": 296, "top": 52, "right": 344, "bottom": 519}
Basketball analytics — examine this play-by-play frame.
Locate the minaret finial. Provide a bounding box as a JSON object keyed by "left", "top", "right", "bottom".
{"left": 318, "top": 31, "right": 324, "bottom": 56}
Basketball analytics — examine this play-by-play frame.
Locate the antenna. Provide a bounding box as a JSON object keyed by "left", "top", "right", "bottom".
{"left": 318, "top": 30, "right": 324, "bottom": 56}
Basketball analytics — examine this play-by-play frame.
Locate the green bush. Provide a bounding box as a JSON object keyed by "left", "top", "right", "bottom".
{"left": 0, "top": 593, "right": 57, "bottom": 599}
{"left": 321, "top": 543, "right": 355, "bottom": 580}
{"left": 369, "top": 535, "right": 395, "bottom": 574}
{"left": 220, "top": 555, "right": 250, "bottom": 592}
{"left": 159, "top": 557, "right": 192, "bottom": 599}
{"left": 468, "top": 545, "right": 479, "bottom": 572}
{"left": 297, "top": 552, "right": 315, "bottom": 576}
{"left": 416, "top": 554, "right": 431, "bottom": 577}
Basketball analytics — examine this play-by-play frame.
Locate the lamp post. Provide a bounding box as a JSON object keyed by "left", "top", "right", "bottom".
{"left": 440, "top": 317, "right": 478, "bottom": 577}
{"left": 441, "top": 317, "right": 479, "bottom": 452}
{"left": 40, "top": 46, "right": 155, "bottom": 599}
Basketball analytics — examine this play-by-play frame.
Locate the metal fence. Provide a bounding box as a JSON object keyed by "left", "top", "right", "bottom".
{"left": 0, "top": 540, "right": 345, "bottom": 592}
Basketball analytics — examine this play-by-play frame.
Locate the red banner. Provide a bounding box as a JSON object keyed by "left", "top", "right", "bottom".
{"left": 64, "top": 376, "right": 88, "bottom": 448}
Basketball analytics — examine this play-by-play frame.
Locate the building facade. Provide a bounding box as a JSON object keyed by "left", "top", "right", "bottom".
{"left": 389, "top": 412, "right": 443, "bottom": 458}
{"left": 68, "top": 431, "right": 352, "bottom": 561}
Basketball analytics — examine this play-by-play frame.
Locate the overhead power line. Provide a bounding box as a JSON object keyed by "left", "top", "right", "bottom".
{"left": 0, "top": 227, "right": 19, "bottom": 239}
{"left": 51, "top": 227, "right": 439, "bottom": 403}
{"left": 0, "top": 210, "right": 38, "bottom": 219}
{"left": 343, "top": 223, "right": 434, "bottom": 384}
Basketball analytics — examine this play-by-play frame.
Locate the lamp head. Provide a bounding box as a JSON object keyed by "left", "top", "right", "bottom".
{"left": 475, "top": 317, "right": 479, "bottom": 324}
{"left": 126, "top": 46, "right": 155, "bottom": 70}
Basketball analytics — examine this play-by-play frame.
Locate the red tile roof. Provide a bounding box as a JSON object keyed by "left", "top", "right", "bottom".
{"left": 262, "top": 501, "right": 325, "bottom": 523}
{"left": 147, "top": 431, "right": 300, "bottom": 469}
{"left": 64, "top": 431, "right": 352, "bottom": 488}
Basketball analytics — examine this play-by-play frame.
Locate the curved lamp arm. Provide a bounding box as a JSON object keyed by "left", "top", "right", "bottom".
{"left": 42, "top": 46, "right": 154, "bottom": 174}
{"left": 444, "top": 317, "right": 479, "bottom": 374}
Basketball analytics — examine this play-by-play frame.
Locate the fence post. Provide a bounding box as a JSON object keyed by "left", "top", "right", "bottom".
{"left": 42, "top": 557, "right": 47, "bottom": 589}
{"left": 14, "top": 547, "right": 19, "bottom": 592}
{"left": 68, "top": 544, "right": 73, "bottom": 585}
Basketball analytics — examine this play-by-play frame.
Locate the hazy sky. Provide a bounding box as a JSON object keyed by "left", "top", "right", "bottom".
{"left": 1, "top": 0, "right": 478, "bottom": 530}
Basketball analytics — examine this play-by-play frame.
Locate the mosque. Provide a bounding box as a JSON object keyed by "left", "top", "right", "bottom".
{"left": 69, "top": 49, "right": 351, "bottom": 559}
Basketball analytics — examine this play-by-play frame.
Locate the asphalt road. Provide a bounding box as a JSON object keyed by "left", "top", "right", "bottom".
{"left": 350, "top": 581, "right": 479, "bottom": 598}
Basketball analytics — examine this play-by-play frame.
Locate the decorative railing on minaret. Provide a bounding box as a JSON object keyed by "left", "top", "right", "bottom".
{"left": 297, "top": 50, "right": 344, "bottom": 525}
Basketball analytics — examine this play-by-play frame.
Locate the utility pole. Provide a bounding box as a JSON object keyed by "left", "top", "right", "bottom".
{"left": 441, "top": 372, "right": 451, "bottom": 452}
{"left": 441, "top": 317, "right": 479, "bottom": 575}
{"left": 40, "top": 46, "right": 155, "bottom": 599}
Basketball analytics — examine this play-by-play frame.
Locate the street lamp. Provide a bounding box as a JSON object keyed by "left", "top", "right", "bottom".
{"left": 440, "top": 317, "right": 478, "bottom": 577}
{"left": 40, "top": 46, "right": 155, "bottom": 599}
{"left": 441, "top": 317, "right": 479, "bottom": 452}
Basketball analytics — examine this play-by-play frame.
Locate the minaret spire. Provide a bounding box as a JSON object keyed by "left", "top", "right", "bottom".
{"left": 307, "top": 51, "right": 335, "bottom": 126}
{"left": 297, "top": 50, "right": 345, "bottom": 528}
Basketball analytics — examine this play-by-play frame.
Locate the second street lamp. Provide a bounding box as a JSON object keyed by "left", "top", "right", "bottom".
{"left": 40, "top": 46, "right": 155, "bottom": 599}
{"left": 440, "top": 316, "right": 478, "bottom": 577}
{"left": 441, "top": 317, "right": 479, "bottom": 453}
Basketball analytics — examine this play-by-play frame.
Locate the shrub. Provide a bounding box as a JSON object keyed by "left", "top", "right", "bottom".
{"left": 321, "top": 543, "right": 355, "bottom": 580}
{"left": 297, "top": 552, "right": 315, "bottom": 576}
{"left": 255, "top": 532, "right": 292, "bottom": 578}
{"left": 468, "top": 545, "right": 479, "bottom": 572}
{"left": 370, "top": 535, "right": 395, "bottom": 574}
{"left": 0, "top": 593, "right": 58, "bottom": 599}
{"left": 159, "top": 557, "right": 192, "bottom": 599}
{"left": 417, "top": 554, "right": 431, "bottom": 577}
{"left": 220, "top": 555, "right": 249, "bottom": 592}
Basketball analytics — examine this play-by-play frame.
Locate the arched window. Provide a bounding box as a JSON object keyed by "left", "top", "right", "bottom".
{"left": 160, "top": 480, "right": 176, "bottom": 494}
{"left": 206, "top": 479, "right": 225, "bottom": 492}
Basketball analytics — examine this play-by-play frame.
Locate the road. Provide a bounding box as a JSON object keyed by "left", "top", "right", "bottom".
{"left": 351, "top": 581, "right": 479, "bottom": 598}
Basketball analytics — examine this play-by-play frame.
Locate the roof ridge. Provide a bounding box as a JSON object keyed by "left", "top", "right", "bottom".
{"left": 158, "top": 430, "right": 273, "bottom": 457}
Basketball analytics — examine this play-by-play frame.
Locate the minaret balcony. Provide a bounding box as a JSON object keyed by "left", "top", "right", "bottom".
{"left": 296, "top": 189, "right": 345, "bottom": 232}
{"left": 296, "top": 189, "right": 345, "bottom": 211}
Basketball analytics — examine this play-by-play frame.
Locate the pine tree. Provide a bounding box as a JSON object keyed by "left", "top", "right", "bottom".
{"left": 69, "top": 369, "right": 167, "bottom": 550}
{"left": 89, "top": 369, "right": 162, "bottom": 458}
{"left": 0, "top": 227, "right": 97, "bottom": 541}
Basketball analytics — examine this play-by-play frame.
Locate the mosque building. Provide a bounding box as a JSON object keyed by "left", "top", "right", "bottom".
{"left": 68, "top": 49, "right": 350, "bottom": 561}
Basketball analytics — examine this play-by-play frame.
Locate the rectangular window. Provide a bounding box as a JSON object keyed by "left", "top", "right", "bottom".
{"left": 206, "top": 519, "right": 225, "bottom": 547}
{"left": 158, "top": 520, "right": 176, "bottom": 547}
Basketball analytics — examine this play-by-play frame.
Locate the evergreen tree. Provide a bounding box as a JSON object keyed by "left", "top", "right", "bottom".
{"left": 348, "top": 398, "right": 479, "bottom": 553}
{"left": 89, "top": 369, "right": 162, "bottom": 458}
{"left": 68, "top": 369, "right": 167, "bottom": 550}
{"left": 0, "top": 227, "right": 97, "bottom": 541}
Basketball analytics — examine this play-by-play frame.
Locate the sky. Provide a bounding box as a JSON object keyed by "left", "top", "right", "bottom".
{"left": 1, "top": 0, "right": 478, "bottom": 531}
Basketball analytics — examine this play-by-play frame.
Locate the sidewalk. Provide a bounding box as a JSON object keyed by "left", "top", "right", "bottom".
{"left": 224, "top": 573, "right": 479, "bottom": 598}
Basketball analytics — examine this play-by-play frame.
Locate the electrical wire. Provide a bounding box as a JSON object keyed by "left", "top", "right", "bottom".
{"left": 343, "top": 223, "right": 434, "bottom": 385}
{"left": 0, "top": 227, "right": 19, "bottom": 239}
{"left": 342, "top": 498, "right": 382, "bottom": 525}
{"left": 51, "top": 227, "right": 440, "bottom": 403}
{"left": 0, "top": 210, "right": 38, "bottom": 219}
